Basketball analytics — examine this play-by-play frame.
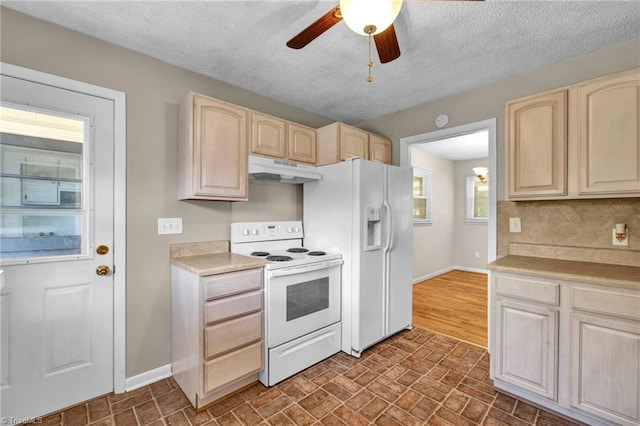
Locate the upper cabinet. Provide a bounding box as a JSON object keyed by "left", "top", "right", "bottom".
{"left": 505, "top": 67, "right": 640, "bottom": 200}
{"left": 506, "top": 89, "right": 567, "bottom": 198}
{"left": 316, "top": 122, "right": 391, "bottom": 166}
{"left": 369, "top": 134, "right": 392, "bottom": 164}
{"left": 249, "top": 112, "right": 316, "bottom": 165}
{"left": 577, "top": 70, "right": 640, "bottom": 195}
{"left": 178, "top": 92, "right": 248, "bottom": 201}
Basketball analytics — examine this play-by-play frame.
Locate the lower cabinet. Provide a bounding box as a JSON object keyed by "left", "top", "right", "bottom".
{"left": 171, "top": 266, "right": 264, "bottom": 409}
{"left": 490, "top": 272, "right": 640, "bottom": 426}
{"left": 494, "top": 299, "right": 557, "bottom": 400}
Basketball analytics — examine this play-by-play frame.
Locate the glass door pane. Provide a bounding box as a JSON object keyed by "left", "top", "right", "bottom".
{"left": 0, "top": 106, "right": 87, "bottom": 260}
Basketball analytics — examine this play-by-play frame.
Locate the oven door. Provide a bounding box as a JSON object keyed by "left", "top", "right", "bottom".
{"left": 266, "top": 258, "right": 342, "bottom": 348}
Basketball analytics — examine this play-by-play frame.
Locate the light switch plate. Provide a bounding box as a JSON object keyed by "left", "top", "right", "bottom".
{"left": 158, "top": 218, "right": 183, "bottom": 235}
{"left": 509, "top": 218, "right": 521, "bottom": 233}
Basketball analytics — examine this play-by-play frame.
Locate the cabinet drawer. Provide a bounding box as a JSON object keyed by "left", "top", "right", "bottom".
{"left": 203, "top": 341, "right": 263, "bottom": 394}
{"left": 495, "top": 274, "right": 559, "bottom": 305}
{"left": 203, "top": 268, "right": 262, "bottom": 301}
{"left": 205, "top": 312, "right": 262, "bottom": 359}
{"left": 572, "top": 287, "right": 640, "bottom": 321}
{"left": 205, "top": 290, "right": 262, "bottom": 324}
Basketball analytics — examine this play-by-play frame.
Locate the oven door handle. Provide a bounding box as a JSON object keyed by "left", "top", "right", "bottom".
{"left": 268, "top": 259, "right": 343, "bottom": 278}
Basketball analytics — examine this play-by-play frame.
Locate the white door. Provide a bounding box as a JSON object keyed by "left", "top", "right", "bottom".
{"left": 0, "top": 74, "right": 115, "bottom": 419}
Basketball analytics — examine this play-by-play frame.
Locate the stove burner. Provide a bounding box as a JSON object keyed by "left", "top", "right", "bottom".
{"left": 286, "top": 248, "right": 309, "bottom": 253}
{"left": 307, "top": 251, "right": 326, "bottom": 256}
{"left": 250, "top": 251, "right": 270, "bottom": 257}
{"left": 266, "top": 255, "right": 294, "bottom": 262}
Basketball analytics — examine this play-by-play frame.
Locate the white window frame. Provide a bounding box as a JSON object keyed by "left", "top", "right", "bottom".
{"left": 465, "top": 174, "right": 488, "bottom": 224}
{"left": 413, "top": 167, "right": 432, "bottom": 225}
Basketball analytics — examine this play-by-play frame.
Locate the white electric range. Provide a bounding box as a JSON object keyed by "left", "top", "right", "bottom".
{"left": 230, "top": 221, "right": 343, "bottom": 386}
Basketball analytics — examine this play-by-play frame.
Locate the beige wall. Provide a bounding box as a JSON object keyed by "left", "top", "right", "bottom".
{"left": 0, "top": 8, "right": 331, "bottom": 377}
{"left": 453, "top": 159, "right": 489, "bottom": 270}
{"left": 411, "top": 147, "right": 454, "bottom": 280}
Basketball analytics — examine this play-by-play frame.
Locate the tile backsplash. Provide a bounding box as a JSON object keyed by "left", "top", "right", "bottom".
{"left": 498, "top": 198, "right": 640, "bottom": 267}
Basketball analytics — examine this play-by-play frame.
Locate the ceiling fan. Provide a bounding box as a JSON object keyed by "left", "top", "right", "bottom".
{"left": 287, "top": 0, "right": 484, "bottom": 78}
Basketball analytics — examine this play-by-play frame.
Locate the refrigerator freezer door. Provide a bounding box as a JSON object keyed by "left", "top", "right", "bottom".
{"left": 352, "top": 160, "right": 386, "bottom": 354}
{"left": 386, "top": 165, "right": 414, "bottom": 335}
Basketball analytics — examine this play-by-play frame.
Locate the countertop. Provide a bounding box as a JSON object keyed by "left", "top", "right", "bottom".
{"left": 169, "top": 241, "right": 264, "bottom": 276}
{"left": 487, "top": 255, "right": 640, "bottom": 291}
{"left": 171, "top": 252, "right": 265, "bottom": 276}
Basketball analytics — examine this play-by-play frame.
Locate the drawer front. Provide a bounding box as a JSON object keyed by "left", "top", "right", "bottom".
{"left": 205, "top": 312, "right": 262, "bottom": 359}
{"left": 203, "top": 341, "right": 263, "bottom": 394}
{"left": 495, "top": 274, "right": 560, "bottom": 305}
{"left": 203, "top": 268, "right": 262, "bottom": 301}
{"left": 572, "top": 287, "right": 640, "bottom": 321}
{"left": 205, "top": 290, "right": 262, "bottom": 324}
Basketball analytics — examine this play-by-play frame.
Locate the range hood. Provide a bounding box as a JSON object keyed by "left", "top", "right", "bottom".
{"left": 248, "top": 155, "right": 322, "bottom": 184}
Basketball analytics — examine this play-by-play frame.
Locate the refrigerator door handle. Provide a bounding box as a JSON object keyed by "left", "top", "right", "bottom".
{"left": 383, "top": 200, "right": 393, "bottom": 255}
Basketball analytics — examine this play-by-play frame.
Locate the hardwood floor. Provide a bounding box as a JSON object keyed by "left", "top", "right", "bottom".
{"left": 413, "top": 269, "right": 488, "bottom": 348}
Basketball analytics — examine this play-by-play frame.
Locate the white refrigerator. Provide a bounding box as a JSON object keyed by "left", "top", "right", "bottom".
{"left": 303, "top": 158, "right": 413, "bottom": 357}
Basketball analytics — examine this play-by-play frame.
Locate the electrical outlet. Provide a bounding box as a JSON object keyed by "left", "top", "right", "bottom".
{"left": 158, "top": 218, "right": 183, "bottom": 235}
{"left": 612, "top": 229, "right": 629, "bottom": 246}
{"left": 509, "top": 217, "right": 521, "bottom": 233}
{"left": 474, "top": 251, "right": 480, "bottom": 258}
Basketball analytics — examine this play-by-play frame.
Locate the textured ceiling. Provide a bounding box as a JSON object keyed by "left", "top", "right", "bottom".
{"left": 4, "top": 1, "right": 639, "bottom": 124}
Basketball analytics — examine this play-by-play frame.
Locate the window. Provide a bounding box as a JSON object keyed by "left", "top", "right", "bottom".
{"left": 0, "top": 105, "right": 86, "bottom": 259}
{"left": 413, "top": 168, "right": 432, "bottom": 224}
{"left": 465, "top": 175, "right": 488, "bottom": 223}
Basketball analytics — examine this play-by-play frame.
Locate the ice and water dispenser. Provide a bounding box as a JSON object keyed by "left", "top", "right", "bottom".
{"left": 365, "top": 205, "right": 382, "bottom": 250}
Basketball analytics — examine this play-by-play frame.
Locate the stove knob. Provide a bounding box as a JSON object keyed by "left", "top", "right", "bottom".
{"left": 251, "top": 229, "right": 259, "bottom": 236}
{"left": 287, "top": 227, "right": 294, "bottom": 233}
{"left": 294, "top": 226, "right": 300, "bottom": 233}
{"left": 242, "top": 229, "right": 250, "bottom": 236}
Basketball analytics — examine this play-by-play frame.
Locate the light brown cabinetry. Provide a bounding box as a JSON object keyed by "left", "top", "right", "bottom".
{"left": 178, "top": 92, "right": 248, "bottom": 201}
{"left": 249, "top": 112, "right": 316, "bottom": 165}
{"left": 171, "top": 266, "right": 263, "bottom": 409}
{"left": 506, "top": 90, "right": 567, "bottom": 198}
{"left": 577, "top": 70, "right": 640, "bottom": 195}
{"left": 505, "top": 67, "right": 640, "bottom": 200}
{"left": 317, "top": 122, "right": 392, "bottom": 165}
{"left": 369, "top": 134, "right": 392, "bottom": 164}
{"left": 492, "top": 274, "right": 558, "bottom": 400}
{"left": 490, "top": 270, "right": 640, "bottom": 426}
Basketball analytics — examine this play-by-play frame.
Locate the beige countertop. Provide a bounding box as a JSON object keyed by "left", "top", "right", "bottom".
{"left": 487, "top": 255, "right": 640, "bottom": 291}
{"left": 170, "top": 241, "right": 265, "bottom": 276}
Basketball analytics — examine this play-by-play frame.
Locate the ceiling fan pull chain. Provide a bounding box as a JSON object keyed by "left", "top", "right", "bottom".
{"left": 367, "top": 33, "right": 374, "bottom": 83}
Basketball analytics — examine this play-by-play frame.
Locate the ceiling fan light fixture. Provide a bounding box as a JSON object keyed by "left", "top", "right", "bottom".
{"left": 339, "top": 0, "right": 403, "bottom": 36}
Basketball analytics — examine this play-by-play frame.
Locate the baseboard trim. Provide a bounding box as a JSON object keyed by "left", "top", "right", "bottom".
{"left": 454, "top": 266, "right": 489, "bottom": 275}
{"left": 124, "top": 364, "right": 172, "bottom": 392}
{"left": 412, "top": 266, "right": 488, "bottom": 284}
{"left": 412, "top": 266, "right": 455, "bottom": 284}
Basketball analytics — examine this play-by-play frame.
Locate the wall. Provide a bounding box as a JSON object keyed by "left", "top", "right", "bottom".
{"left": 411, "top": 147, "right": 454, "bottom": 280}
{"left": 453, "top": 159, "right": 489, "bottom": 270}
{"left": 0, "top": 8, "right": 332, "bottom": 377}
{"left": 362, "top": 37, "right": 640, "bottom": 261}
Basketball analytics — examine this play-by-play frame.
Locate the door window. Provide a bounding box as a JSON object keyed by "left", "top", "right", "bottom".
{"left": 0, "top": 105, "right": 88, "bottom": 260}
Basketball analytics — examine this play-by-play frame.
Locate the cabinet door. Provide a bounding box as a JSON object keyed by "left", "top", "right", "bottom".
{"left": 192, "top": 94, "right": 248, "bottom": 200}
{"left": 369, "top": 134, "right": 392, "bottom": 164}
{"left": 506, "top": 90, "right": 567, "bottom": 198}
{"left": 288, "top": 123, "right": 316, "bottom": 164}
{"left": 571, "top": 313, "right": 640, "bottom": 425}
{"left": 339, "top": 125, "right": 369, "bottom": 160}
{"left": 493, "top": 299, "right": 557, "bottom": 400}
{"left": 578, "top": 69, "right": 640, "bottom": 195}
{"left": 251, "top": 112, "right": 286, "bottom": 158}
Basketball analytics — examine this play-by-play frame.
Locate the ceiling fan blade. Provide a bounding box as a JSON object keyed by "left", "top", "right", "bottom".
{"left": 374, "top": 24, "right": 401, "bottom": 64}
{"left": 286, "top": 6, "right": 343, "bottom": 49}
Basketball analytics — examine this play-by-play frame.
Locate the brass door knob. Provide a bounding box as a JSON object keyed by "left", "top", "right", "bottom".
{"left": 96, "top": 265, "right": 110, "bottom": 276}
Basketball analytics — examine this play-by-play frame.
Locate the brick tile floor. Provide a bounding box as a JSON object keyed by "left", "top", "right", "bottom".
{"left": 39, "top": 328, "right": 585, "bottom": 425}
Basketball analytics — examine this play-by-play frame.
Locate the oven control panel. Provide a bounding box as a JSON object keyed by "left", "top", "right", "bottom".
{"left": 231, "top": 221, "right": 304, "bottom": 243}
